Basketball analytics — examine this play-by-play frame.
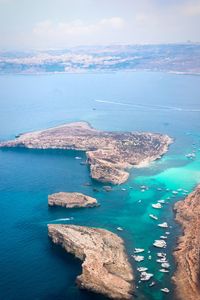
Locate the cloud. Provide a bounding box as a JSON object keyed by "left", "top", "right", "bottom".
{"left": 32, "top": 17, "right": 125, "bottom": 47}
{"left": 181, "top": 1, "right": 200, "bottom": 16}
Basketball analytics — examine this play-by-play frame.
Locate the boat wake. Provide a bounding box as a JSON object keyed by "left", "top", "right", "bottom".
{"left": 49, "top": 217, "right": 74, "bottom": 222}
{"left": 95, "top": 100, "right": 200, "bottom": 112}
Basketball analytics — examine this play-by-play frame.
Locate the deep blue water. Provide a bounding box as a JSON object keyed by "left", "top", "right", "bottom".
{"left": 0, "top": 72, "right": 200, "bottom": 300}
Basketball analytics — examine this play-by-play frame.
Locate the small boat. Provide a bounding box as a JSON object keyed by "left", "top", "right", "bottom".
{"left": 137, "top": 267, "right": 148, "bottom": 272}
{"left": 132, "top": 255, "right": 144, "bottom": 262}
{"left": 149, "top": 281, "right": 156, "bottom": 287}
{"left": 134, "top": 248, "right": 145, "bottom": 253}
{"left": 157, "top": 252, "right": 166, "bottom": 258}
{"left": 121, "top": 188, "right": 126, "bottom": 191}
{"left": 149, "top": 214, "right": 158, "bottom": 220}
{"left": 158, "top": 200, "right": 165, "bottom": 204}
{"left": 152, "top": 203, "right": 162, "bottom": 209}
{"left": 185, "top": 153, "right": 196, "bottom": 159}
{"left": 161, "top": 262, "right": 170, "bottom": 269}
{"left": 156, "top": 258, "right": 167, "bottom": 263}
{"left": 161, "top": 288, "right": 170, "bottom": 293}
{"left": 148, "top": 255, "right": 152, "bottom": 260}
{"left": 160, "top": 236, "right": 167, "bottom": 239}
{"left": 159, "top": 269, "right": 169, "bottom": 273}
{"left": 153, "top": 240, "right": 167, "bottom": 248}
{"left": 140, "top": 272, "right": 154, "bottom": 281}
{"left": 165, "top": 231, "right": 170, "bottom": 235}
{"left": 158, "top": 222, "right": 168, "bottom": 228}
{"left": 117, "top": 227, "right": 123, "bottom": 231}
{"left": 172, "top": 190, "right": 178, "bottom": 195}
{"left": 157, "top": 188, "right": 162, "bottom": 191}
{"left": 75, "top": 156, "right": 82, "bottom": 160}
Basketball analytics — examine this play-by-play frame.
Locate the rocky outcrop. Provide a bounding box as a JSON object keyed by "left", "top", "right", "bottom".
{"left": 48, "top": 224, "right": 134, "bottom": 299}
{"left": 173, "top": 185, "right": 200, "bottom": 300}
{"left": 48, "top": 192, "right": 98, "bottom": 208}
{"left": 0, "top": 121, "right": 172, "bottom": 184}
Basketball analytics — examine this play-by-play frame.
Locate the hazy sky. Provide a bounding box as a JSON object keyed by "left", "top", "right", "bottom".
{"left": 0, "top": 0, "right": 200, "bottom": 50}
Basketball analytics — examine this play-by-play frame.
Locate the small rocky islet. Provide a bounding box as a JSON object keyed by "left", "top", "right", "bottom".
{"left": 48, "top": 192, "right": 98, "bottom": 208}
{"left": 0, "top": 121, "right": 175, "bottom": 299}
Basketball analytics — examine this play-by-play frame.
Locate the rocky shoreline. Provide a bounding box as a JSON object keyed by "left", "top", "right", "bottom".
{"left": 48, "top": 224, "right": 134, "bottom": 299}
{"left": 173, "top": 185, "right": 200, "bottom": 300}
{"left": 0, "top": 121, "right": 173, "bottom": 184}
{"left": 48, "top": 192, "right": 98, "bottom": 208}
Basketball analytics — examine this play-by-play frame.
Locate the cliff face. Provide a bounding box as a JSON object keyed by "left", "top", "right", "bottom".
{"left": 48, "top": 224, "right": 134, "bottom": 300}
{"left": 48, "top": 192, "right": 98, "bottom": 208}
{"left": 173, "top": 185, "right": 200, "bottom": 300}
{"left": 0, "top": 121, "right": 172, "bottom": 185}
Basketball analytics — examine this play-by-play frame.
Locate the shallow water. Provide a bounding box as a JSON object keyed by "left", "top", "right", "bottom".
{"left": 0, "top": 72, "right": 200, "bottom": 300}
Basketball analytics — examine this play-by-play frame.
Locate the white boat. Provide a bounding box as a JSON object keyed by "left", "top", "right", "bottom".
{"left": 153, "top": 240, "right": 167, "bottom": 248}
{"left": 157, "top": 258, "right": 167, "bottom": 263}
{"left": 159, "top": 269, "right": 169, "bottom": 273}
{"left": 134, "top": 248, "right": 145, "bottom": 253}
{"left": 157, "top": 252, "right": 166, "bottom": 258}
{"left": 172, "top": 190, "right": 178, "bottom": 194}
{"left": 149, "top": 214, "right": 158, "bottom": 220}
{"left": 161, "top": 262, "right": 170, "bottom": 269}
{"left": 132, "top": 255, "right": 144, "bottom": 262}
{"left": 185, "top": 153, "right": 196, "bottom": 159}
{"left": 140, "top": 272, "right": 154, "bottom": 281}
{"left": 117, "top": 227, "right": 123, "bottom": 231}
{"left": 158, "top": 222, "right": 168, "bottom": 228}
{"left": 161, "top": 288, "right": 170, "bottom": 293}
{"left": 75, "top": 156, "right": 82, "bottom": 160}
{"left": 137, "top": 267, "right": 148, "bottom": 272}
{"left": 121, "top": 188, "right": 126, "bottom": 191}
{"left": 158, "top": 200, "right": 165, "bottom": 204}
{"left": 148, "top": 255, "right": 152, "bottom": 260}
{"left": 160, "top": 235, "right": 167, "bottom": 239}
{"left": 152, "top": 203, "right": 162, "bottom": 209}
{"left": 149, "top": 281, "right": 156, "bottom": 287}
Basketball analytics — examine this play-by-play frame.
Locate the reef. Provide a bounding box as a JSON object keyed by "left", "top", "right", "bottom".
{"left": 48, "top": 192, "right": 98, "bottom": 208}
{"left": 0, "top": 121, "right": 172, "bottom": 184}
{"left": 48, "top": 224, "right": 134, "bottom": 299}
{"left": 173, "top": 185, "right": 200, "bottom": 300}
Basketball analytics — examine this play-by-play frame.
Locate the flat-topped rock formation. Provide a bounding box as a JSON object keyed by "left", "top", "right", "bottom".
{"left": 48, "top": 192, "right": 98, "bottom": 208}
{"left": 48, "top": 224, "right": 134, "bottom": 299}
{"left": 173, "top": 185, "right": 200, "bottom": 300}
{"left": 0, "top": 121, "right": 172, "bottom": 184}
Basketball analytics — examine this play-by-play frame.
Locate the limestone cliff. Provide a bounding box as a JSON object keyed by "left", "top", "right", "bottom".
{"left": 0, "top": 121, "right": 172, "bottom": 184}
{"left": 48, "top": 224, "right": 134, "bottom": 299}
{"left": 173, "top": 185, "right": 200, "bottom": 300}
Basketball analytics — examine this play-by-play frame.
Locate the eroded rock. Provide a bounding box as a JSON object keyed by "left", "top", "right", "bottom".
{"left": 48, "top": 224, "right": 134, "bottom": 299}
{"left": 48, "top": 192, "right": 98, "bottom": 208}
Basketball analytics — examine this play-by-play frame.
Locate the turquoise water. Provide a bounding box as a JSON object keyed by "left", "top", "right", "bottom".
{"left": 0, "top": 72, "right": 200, "bottom": 300}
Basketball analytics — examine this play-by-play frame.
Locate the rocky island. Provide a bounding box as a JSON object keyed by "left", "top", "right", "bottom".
{"left": 0, "top": 122, "right": 172, "bottom": 184}
{"left": 48, "top": 224, "right": 134, "bottom": 299}
{"left": 173, "top": 185, "right": 200, "bottom": 300}
{"left": 48, "top": 192, "right": 98, "bottom": 208}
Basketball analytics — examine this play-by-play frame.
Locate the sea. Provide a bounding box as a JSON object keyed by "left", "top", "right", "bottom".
{"left": 0, "top": 71, "right": 200, "bottom": 300}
